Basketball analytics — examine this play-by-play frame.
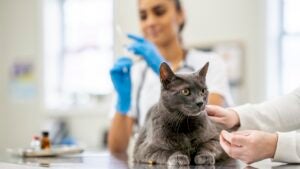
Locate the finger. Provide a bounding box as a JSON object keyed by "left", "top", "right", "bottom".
{"left": 231, "top": 133, "right": 248, "bottom": 146}
{"left": 221, "top": 130, "right": 232, "bottom": 142}
{"left": 220, "top": 134, "right": 244, "bottom": 159}
{"left": 127, "top": 33, "right": 145, "bottom": 42}
{"left": 116, "top": 57, "right": 133, "bottom": 65}
{"left": 222, "top": 130, "right": 248, "bottom": 147}
{"left": 206, "top": 105, "right": 216, "bottom": 116}
{"left": 111, "top": 64, "right": 132, "bottom": 75}
{"left": 112, "top": 58, "right": 133, "bottom": 68}
{"left": 219, "top": 134, "right": 231, "bottom": 154}
{"left": 233, "top": 130, "right": 251, "bottom": 136}
{"left": 110, "top": 65, "right": 130, "bottom": 73}
{"left": 206, "top": 105, "right": 222, "bottom": 117}
{"left": 208, "top": 116, "right": 223, "bottom": 123}
{"left": 127, "top": 43, "right": 144, "bottom": 56}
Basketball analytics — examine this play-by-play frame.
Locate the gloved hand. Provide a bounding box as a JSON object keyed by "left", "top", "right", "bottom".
{"left": 127, "top": 34, "right": 165, "bottom": 75}
{"left": 110, "top": 57, "right": 133, "bottom": 115}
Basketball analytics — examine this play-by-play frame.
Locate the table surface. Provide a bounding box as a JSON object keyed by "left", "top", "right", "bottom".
{"left": 0, "top": 150, "right": 299, "bottom": 169}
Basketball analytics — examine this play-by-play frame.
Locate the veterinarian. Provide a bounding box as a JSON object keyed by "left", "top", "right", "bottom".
{"left": 207, "top": 87, "right": 300, "bottom": 164}
{"left": 108, "top": 0, "right": 233, "bottom": 154}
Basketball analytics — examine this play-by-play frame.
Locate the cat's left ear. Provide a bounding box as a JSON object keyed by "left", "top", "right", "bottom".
{"left": 197, "top": 62, "right": 209, "bottom": 82}
{"left": 160, "top": 62, "right": 176, "bottom": 89}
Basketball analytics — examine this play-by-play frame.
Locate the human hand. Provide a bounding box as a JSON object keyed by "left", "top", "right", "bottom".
{"left": 110, "top": 57, "right": 133, "bottom": 115}
{"left": 127, "top": 34, "right": 165, "bottom": 75}
{"left": 206, "top": 105, "right": 240, "bottom": 129}
{"left": 220, "top": 130, "right": 278, "bottom": 164}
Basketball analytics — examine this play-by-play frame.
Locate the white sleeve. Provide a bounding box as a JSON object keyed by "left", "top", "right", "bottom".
{"left": 232, "top": 87, "right": 300, "bottom": 132}
{"left": 126, "top": 64, "right": 140, "bottom": 119}
{"left": 273, "top": 131, "right": 300, "bottom": 163}
{"left": 206, "top": 54, "right": 234, "bottom": 106}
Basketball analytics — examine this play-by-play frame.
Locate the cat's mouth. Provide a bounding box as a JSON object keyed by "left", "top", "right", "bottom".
{"left": 180, "top": 107, "right": 205, "bottom": 117}
{"left": 187, "top": 110, "right": 205, "bottom": 116}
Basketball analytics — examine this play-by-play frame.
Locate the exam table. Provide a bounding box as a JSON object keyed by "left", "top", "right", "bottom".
{"left": 0, "top": 150, "right": 299, "bottom": 169}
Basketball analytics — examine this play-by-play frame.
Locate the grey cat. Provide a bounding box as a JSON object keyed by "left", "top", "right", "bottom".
{"left": 133, "top": 62, "right": 227, "bottom": 166}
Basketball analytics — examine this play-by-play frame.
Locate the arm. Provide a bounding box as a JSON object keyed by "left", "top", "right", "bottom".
{"left": 108, "top": 57, "right": 134, "bottom": 154}
{"left": 207, "top": 87, "right": 300, "bottom": 163}
{"left": 233, "top": 87, "right": 300, "bottom": 132}
{"left": 108, "top": 113, "right": 135, "bottom": 154}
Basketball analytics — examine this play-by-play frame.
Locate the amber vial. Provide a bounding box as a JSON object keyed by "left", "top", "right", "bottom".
{"left": 41, "top": 131, "right": 51, "bottom": 149}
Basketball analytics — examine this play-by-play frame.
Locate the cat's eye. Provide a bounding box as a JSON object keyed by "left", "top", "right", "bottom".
{"left": 201, "top": 88, "right": 207, "bottom": 93}
{"left": 181, "top": 89, "right": 190, "bottom": 96}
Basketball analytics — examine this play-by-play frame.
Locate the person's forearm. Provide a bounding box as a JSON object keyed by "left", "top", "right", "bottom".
{"left": 233, "top": 87, "right": 300, "bottom": 132}
{"left": 108, "top": 113, "right": 134, "bottom": 154}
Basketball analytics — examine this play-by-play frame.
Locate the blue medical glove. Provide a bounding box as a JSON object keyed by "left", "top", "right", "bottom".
{"left": 110, "top": 57, "right": 133, "bottom": 115}
{"left": 127, "top": 34, "right": 165, "bottom": 75}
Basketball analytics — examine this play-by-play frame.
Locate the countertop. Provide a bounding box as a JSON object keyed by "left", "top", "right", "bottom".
{"left": 0, "top": 150, "right": 299, "bottom": 169}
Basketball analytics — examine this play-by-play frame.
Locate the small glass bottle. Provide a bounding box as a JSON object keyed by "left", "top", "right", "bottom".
{"left": 41, "top": 131, "right": 51, "bottom": 149}
{"left": 30, "top": 136, "right": 41, "bottom": 151}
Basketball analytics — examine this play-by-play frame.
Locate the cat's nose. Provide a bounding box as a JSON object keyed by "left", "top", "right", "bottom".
{"left": 196, "top": 101, "right": 204, "bottom": 108}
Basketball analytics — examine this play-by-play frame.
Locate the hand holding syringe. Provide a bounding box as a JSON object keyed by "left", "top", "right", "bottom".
{"left": 116, "top": 25, "right": 165, "bottom": 75}
{"left": 110, "top": 26, "right": 166, "bottom": 113}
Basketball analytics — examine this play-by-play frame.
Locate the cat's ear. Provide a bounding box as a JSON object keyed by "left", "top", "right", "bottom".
{"left": 197, "top": 62, "right": 209, "bottom": 82}
{"left": 160, "top": 62, "right": 176, "bottom": 89}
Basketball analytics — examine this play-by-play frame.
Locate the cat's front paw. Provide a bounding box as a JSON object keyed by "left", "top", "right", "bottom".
{"left": 194, "top": 152, "right": 215, "bottom": 165}
{"left": 167, "top": 152, "right": 190, "bottom": 166}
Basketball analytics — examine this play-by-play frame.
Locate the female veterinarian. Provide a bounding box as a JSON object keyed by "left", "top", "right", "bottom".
{"left": 108, "top": 0, "right": 233, "bottom": 154}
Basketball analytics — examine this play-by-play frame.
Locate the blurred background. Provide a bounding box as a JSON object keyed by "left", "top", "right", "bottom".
{"left": 0, "top": 0, "right": 299, "bottom": 151}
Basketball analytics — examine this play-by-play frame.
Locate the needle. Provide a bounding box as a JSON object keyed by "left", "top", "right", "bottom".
{"left": 116, "top": 25, "right": 142, "bottom": 63}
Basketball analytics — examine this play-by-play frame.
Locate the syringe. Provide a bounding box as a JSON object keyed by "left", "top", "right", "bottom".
{"left": 116, "top": 25, "right": 142, "bottom": 63}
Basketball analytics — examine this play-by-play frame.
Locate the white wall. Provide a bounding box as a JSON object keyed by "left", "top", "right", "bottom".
{"left": 114, "top": 0, "right": 139, "bottom": 57}
{"left": 0, "top": 0, "right": 5, "bottom": 151}
{"left": 184, "top": 0, "right": 268, "bottom": 103}
{"left": 0, "top": 0, "right": 110, "bottom": 151}
{"left": 116, "top": 0, "right": 268, "bottom": 104}
{"left": 0, "top": 0, "right": 44, "bottom": 150}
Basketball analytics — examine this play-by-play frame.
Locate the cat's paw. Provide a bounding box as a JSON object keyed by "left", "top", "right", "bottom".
{"left": 167, "top": 152, "right": 190, "bottom": 166}
{"left": 168, "top": 166, "right": 191, "bottom": 169}
{"left": 194, "top": 152, "right": 215, "bottom": 165}
{"left": 194, "top": 166, "right": 215, "bottom": 169}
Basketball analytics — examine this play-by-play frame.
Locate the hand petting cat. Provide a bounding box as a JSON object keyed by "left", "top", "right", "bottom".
{"left": 206, "top": 105, "right": 240, "bottom": 129}
{"left": 206, "top": 105, "right": 278, "bottom": 164}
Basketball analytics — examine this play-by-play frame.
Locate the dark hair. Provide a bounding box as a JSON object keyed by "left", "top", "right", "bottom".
{"left": 173, "top": 0, "right": 185, "bottom": 33}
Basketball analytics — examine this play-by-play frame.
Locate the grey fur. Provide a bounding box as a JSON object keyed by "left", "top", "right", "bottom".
{"left": 133, "top": 62, "right": 227, "bottom": 166}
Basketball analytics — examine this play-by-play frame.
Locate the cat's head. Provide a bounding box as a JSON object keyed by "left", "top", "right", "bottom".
{"left": 159, "top": 62, "right": 209, "bottom": 116}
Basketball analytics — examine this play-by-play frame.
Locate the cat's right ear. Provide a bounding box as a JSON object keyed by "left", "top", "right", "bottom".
{"left": 197, "top": 62, "right": 209, "bottom": 83}
{"left": 160, "top": 62, "right": 175, "bottom": 89}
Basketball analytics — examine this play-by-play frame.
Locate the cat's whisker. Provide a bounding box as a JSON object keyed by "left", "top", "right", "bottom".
{"left": 175, "top": 113, "right": 184, "bottom": 135}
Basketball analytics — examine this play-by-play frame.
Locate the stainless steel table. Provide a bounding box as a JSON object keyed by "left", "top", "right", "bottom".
{"left": 0, "top": 150, "right": 299, "bottom": 169}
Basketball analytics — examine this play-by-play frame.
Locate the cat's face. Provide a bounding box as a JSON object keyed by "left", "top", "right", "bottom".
{"left": 159, "top": 62, "right": 209, "bottom": 116}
